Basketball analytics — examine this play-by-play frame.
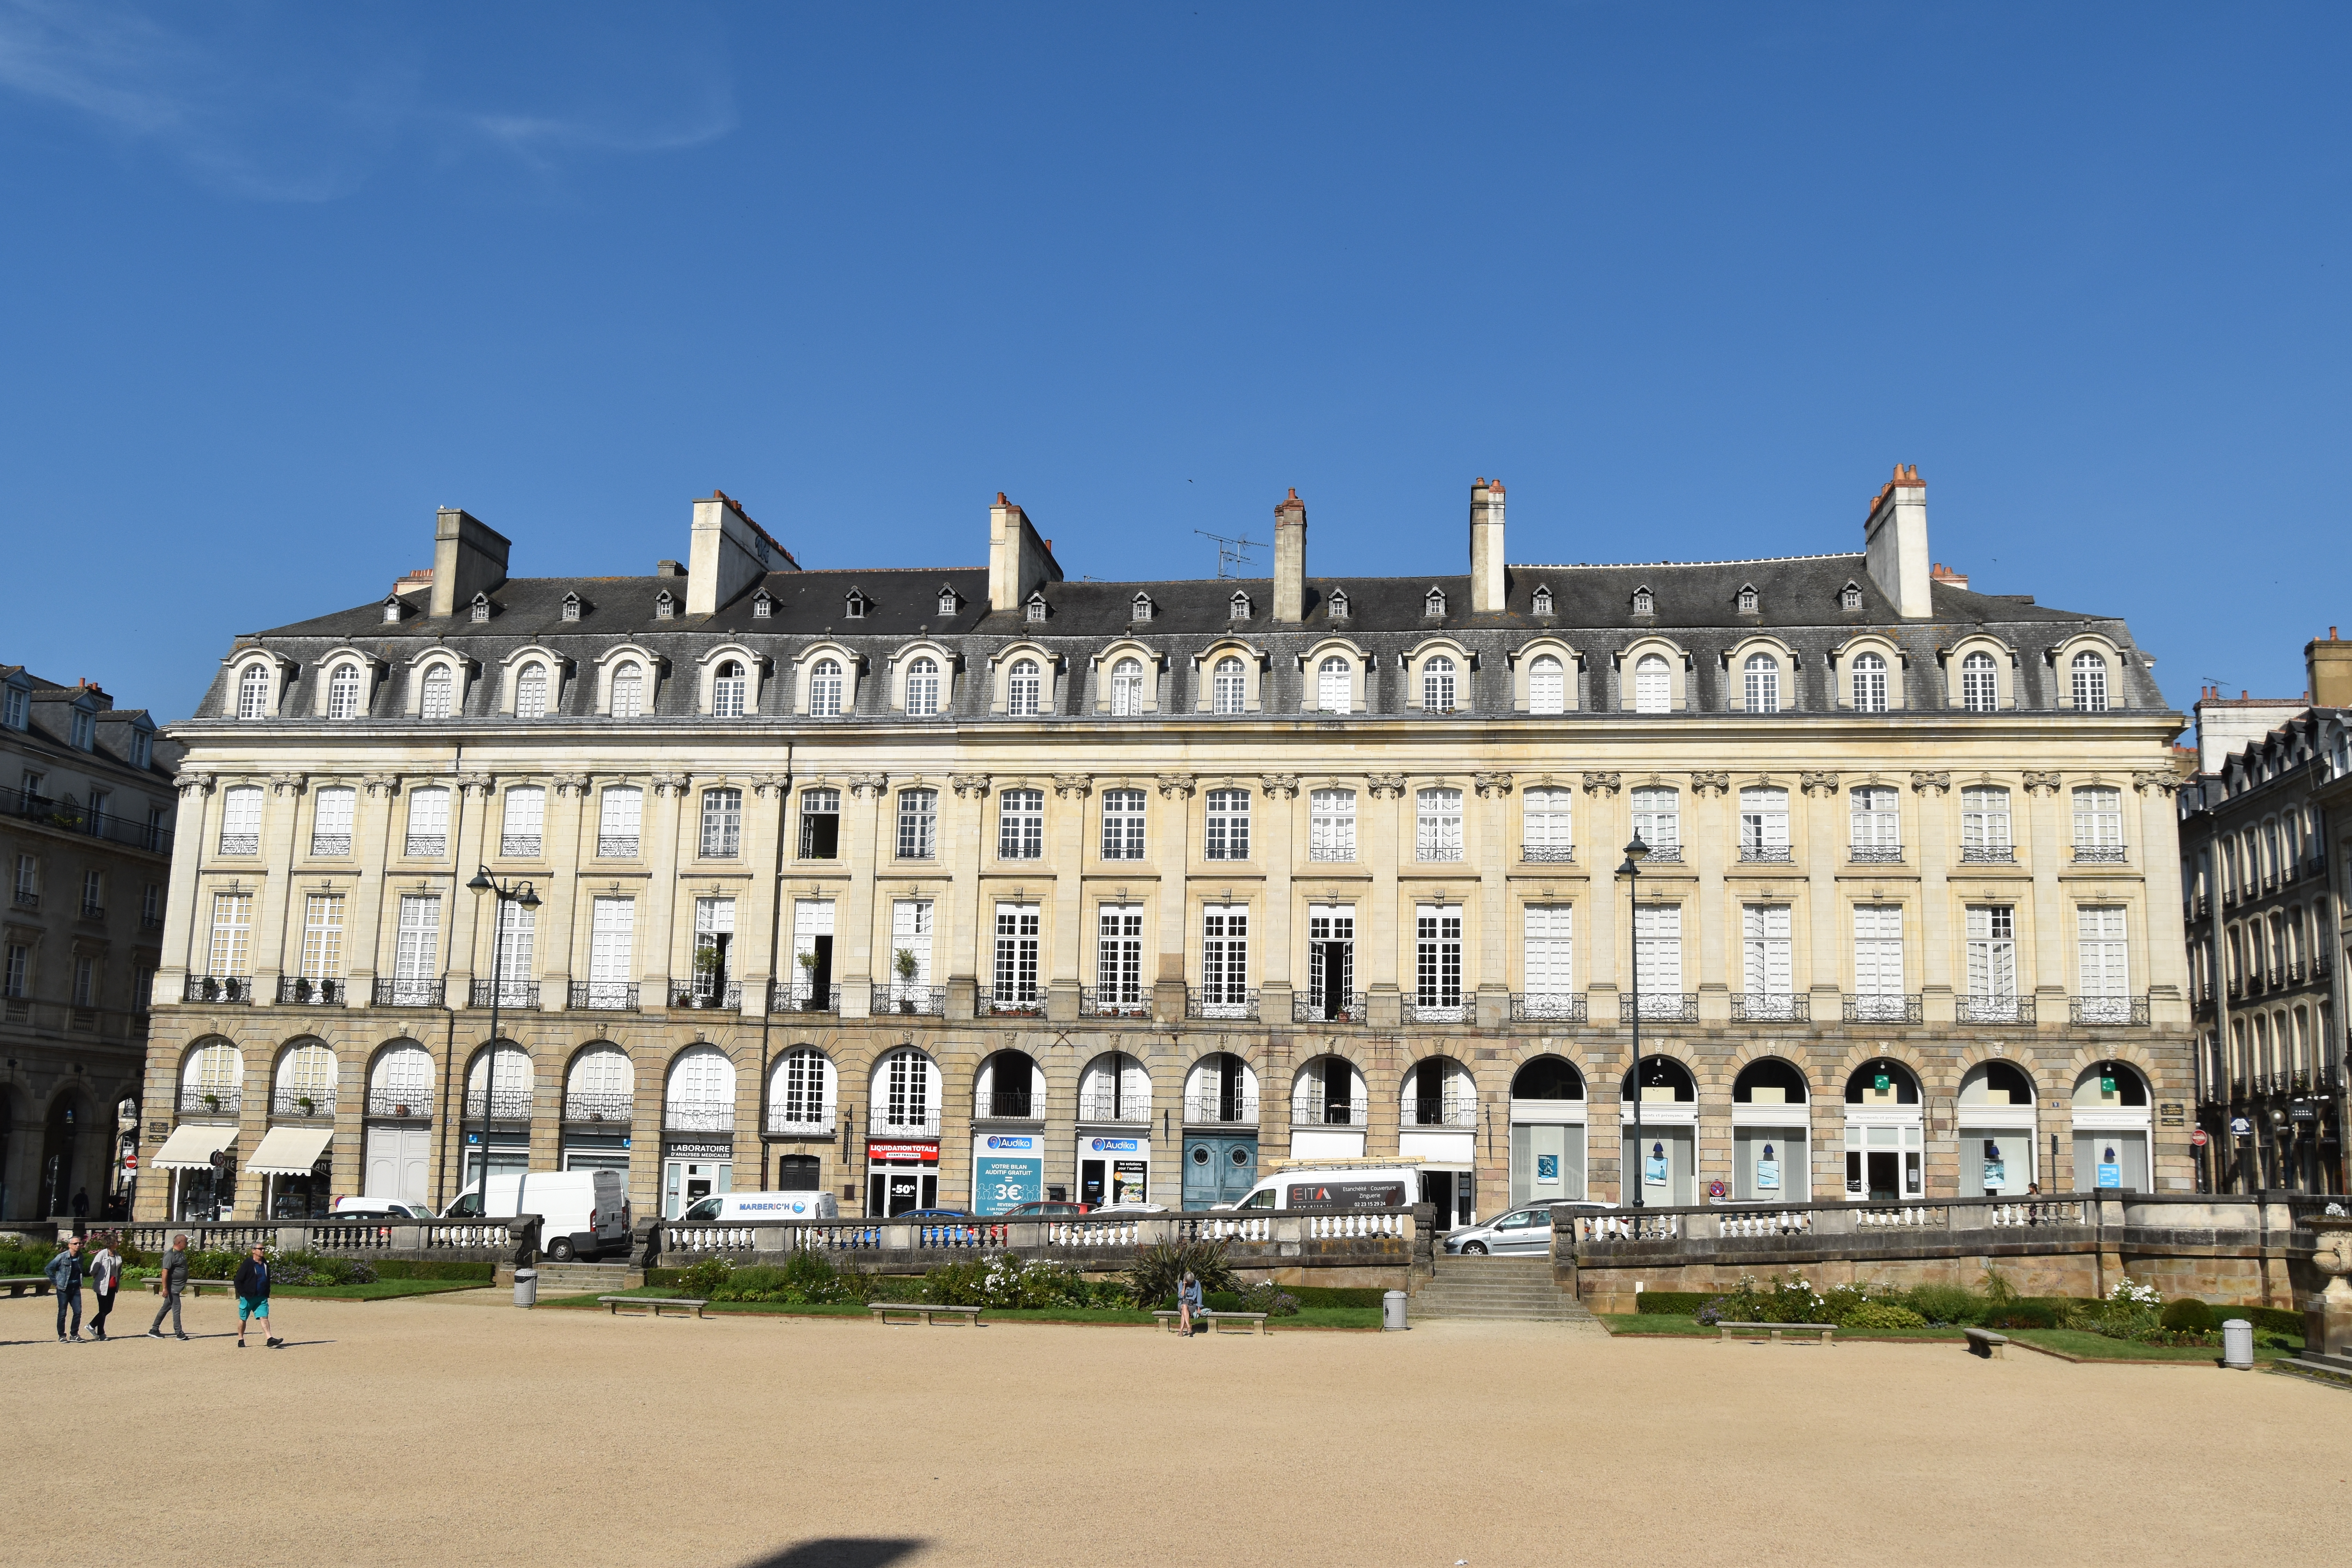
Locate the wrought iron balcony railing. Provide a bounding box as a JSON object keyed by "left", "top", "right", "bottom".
{"left": 871, "top": 983, "right": 945, "bottom": 1016}
{"left": 1520, "top": 844, "right": 1576, "bottom": 863}
{"left": 365, "top": 1090, "right": 430, "bottom": 1119}
{"left": 2071, "top": 994, "right": 2151, "bottom": 1026}
{"left": 2073, "top": 845, "right": 2129, "bottom": 864}
{"left": 1291, "top": 1096, "right": 1368, "bottom": 1127}
{"left": 1731, "top": 992, "right": 1808, "bottom": 1022}
{"left": 276, "top": 976, "right": 343, "bottom": 1006}
{"left": 765, "top": 1101, "right": 837, "bottom": 1135}
{"left": 183, "top": 975, "right": 252, "bottom": 1004}
{"left": 976, "top": 989, "right": 1044, "bottom": 1017}
{"left": 1183, "top": 1094, "right": 1259, "bottom": 1125}
{"left": 403, "top": 834, "right": 446, "bottom": 857}
{"left": 568, "top": 981, "right": 637, "bottom": 1011}
{"left": 1511, "top": 992, "right": 1587, "bottom": 1024}
{"left": 769, "top": 980, "right": 840, "bottom": 1014}
{"left": 375, "top": 977, "right": 445, "bottom": 1007}
{"left": 471, "top": 980, "right": 540, "bottom": 1009}
{"left": 670, "top": 981, "right": 742, "bottom": 1011}
{"left": 1189, "top": 987, "right": 1259, "bottom": 1021}
{"left": 463, "top": 1089, "right": 535, "bottom": 1120}
{"left": 1844, "top": 992, "right": 1924, "bottom": 1024}
{"left": 1, "top": 786, "right": 175, "bottom": 853}
{"left": 1957, "top": 995, "right": 2036, "bottom": 1025}
{"left": 1401, "top": 996, "right": 1475, "bottom": 1025}
{"left": 1621, "top": 992, "right": 1698, "bottom": 1023}
{"left": 1294, "top": 991, "right": 1367, "bottom": 1024}
{"left": 597, "top": 834, "right": 639, "bottom": 858}
{"left": 1076, "top": 1094, "right": 1151, "bottom": 1123}
{"left": 563, "top": 1091, "right": 634, "bottom": 1124}
{"left": 309, "top": 833, "right": 352, "bottom": 857}
{"left": 499, "top": 835, "right": 541, "bottom": 858}
{"left": 270, "top": 1089, "right": 335, "bottom": 1118}
{"left": 1737, "top": 845, "right": 1793, "bottom": 864}
{"left": 662, "top": 1100, "right": 734, "bottom": 1132}
{"left": 217, "top": 833, "right": 260, "bottom": 857}
{"left": 1960, "top": 845, "right": 2015, "bottom": 863}
{"left": 1405, "top": 1098, "right": 1477, "bottom": 1128}
{"left": 178, "top": 1087, "right": 240, "bottom": 1114}
{"left": 1082, "top": 987, "right": 1150, "bottom": 1018}
{"left": 1847, "top": 844, "right": 1904, "bottom": 864}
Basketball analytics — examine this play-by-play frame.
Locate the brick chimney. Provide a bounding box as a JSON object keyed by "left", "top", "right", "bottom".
{"left": 1930, "top": 561, "right": 1968, "bottom": 591}
{"left": 1273, "top": 488, "right": 1307, "bottom": 622}
{"left": 429, "top": 509, "right": 510, "bottom": 618}
{"left": 2309, "top": 626, "right": 2352, "bottom": 708}
{"left": 1862, "top": 465, "right": 1930, "bottom": 619}
{"left": 988, "top": 492, "right": 1063, "bottom": 613}
{"left": 1469, "top": 478, "right": 1506, "bottom": 614}
{"left": 688, "top": 489, "right": 799, "bottom": 615}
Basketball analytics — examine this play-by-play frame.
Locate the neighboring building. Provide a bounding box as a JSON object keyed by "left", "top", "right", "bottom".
{"left": 138, "top": 468, "right": 2194, "bottom": 1227}
{"left": 1, "top": 665, "right": 183, "bottom": 1220}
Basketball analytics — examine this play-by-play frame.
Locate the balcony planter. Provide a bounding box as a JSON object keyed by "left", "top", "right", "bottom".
{"left": 297, "top": 1096, "right": 316, "bottom": 1116}
{"left": 203, "top": 1093, "right": 221, "bottom": 1112}
{"left": 895, "top": 949, "right": 919, "bottom": 1011}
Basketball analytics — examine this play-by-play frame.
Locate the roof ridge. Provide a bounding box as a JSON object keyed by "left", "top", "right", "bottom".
{"left": 1518, "top": 552, "right": 1868, "bottom": 570}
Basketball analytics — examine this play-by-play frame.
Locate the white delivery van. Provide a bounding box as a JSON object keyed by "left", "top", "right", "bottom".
{"left": 1219, "top": 1158, "right": 1425, "bottom": 1213}
{"left": 441, "top": 1169, "right": 630, "bottom": 1261}
{"left": 679, "top": 1190, "right": 840, "bottom": 1222}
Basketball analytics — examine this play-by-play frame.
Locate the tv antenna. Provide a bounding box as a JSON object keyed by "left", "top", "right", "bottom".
{"left": 1194, "top": 529, "right": 1266, "bottom": 579}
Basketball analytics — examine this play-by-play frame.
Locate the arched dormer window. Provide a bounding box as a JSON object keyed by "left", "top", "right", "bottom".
{"left": 561, "top": 592, "right": 584, "bottom": 623}
{"left": 420, "top": 664, "right": 454, "bottom": 720}
{"left": 1131, "top": 593, "right": 1154, "bottom": 624}
{"left": 712, "top": 660, "right": 747, "bottom": 718}
{"left": 1532, "top": 585, "right": 1553, "bottom": 617}
{"left": 1327, "top": 589, "right": 1350, "bottom": 621}
{"left": 326, "top": 664, "right": 363, "bottom": 720}
{"left": 1213, "top": 657, "right": 1247, "bottom": 715}
{"left": 1111, "top": 658, "right": 1147, "bottom": 716}
{"left": 236, "top": 663, "right": 271, "bottom": 719}
{"left": 1424, "top": 586, "right": 1446, "bottom": 619}
{"left": 1423, "top": 654, "right": 1458, "bottom": 713}
{"left": 809, "top": 658, "right": 844, "bottom": 717}
{"left": 1025, "top": 591, "right": 1048, "bottom": 624}
{"left": 1743, "top": 652, "right": 1780, "bottom": 713}
{"left": 1529, "top": 655, "right": 1564, "bottom": 715}
{"left": 470, "top": 592, "right": 493, "bottom": 624}
{"left": 1632, "top": 586, "right": 1654, "bottom": 617}
{"left": 1317, "top": 656, "right": 1350, "bottom": 714}
{"left": 654, "top": 590, "right": 677, "bottom": 621}
{"left": 381, "top": 595, "right": 406, "bottom": 625}
{"left": 1007, "top": 659, "right": 1042, "bottom": 716}
{"left": 1736, "top": 584, "right": 1759, "bottom": 615}
{"left": 1852, "top": 650, "right": 1888, "bottom": 713}
{"left": 1840, "top": 581, "right": 1863, "bottom": 612}
{"left": 751, "top": 589, "right": 774, "bottom": 620}
{"left": 1229, "top": 590, "right": 1252, "bottom": 622}
{"left": 2072, "top": 650, "right": 2110, "bottom": 712}
{"left": 1633, "top": 653, "right": 1670, "bottom": 714}
{"left": 610, "top": 662, "right": 644, "bottom": 718}
{"left": 514, "top": 663, "right": 548, "bottom": 719}
{"left": 844, "top": 590, "right": 869, "bottom": 620}
{"left": 936, "top": 585, "right": 959, "bottom": 617}
{"left": 906, "top": 656, "right": 942, "bottom": 717}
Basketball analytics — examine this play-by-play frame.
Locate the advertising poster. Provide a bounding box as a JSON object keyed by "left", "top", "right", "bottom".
{"left": 1644, "top": 1153, "right": 1669, "bottom": 1186}
{"left": 975, "top": 1134, "right": 1040, "bottom": 1214}
{"left": 2096, "top": 1163, "right": 2121, "bottom": 1188}
{"left": 1755, "top": 1158, "right": 1779, "bottom": 1191}
{"left": 1111, "top": 1160, "right": 1148, "bottom": 1204}
{"left": 1535, "top": 1154, "right": 1558, "bottom": 1182}
{"left": 1983, "top": 1159, "right": 2005, "bottom": 1186}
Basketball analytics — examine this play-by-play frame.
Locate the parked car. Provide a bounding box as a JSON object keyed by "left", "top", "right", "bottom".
{"left": 898, "top": 1209, "right": 971, "bottom": 1220}
{"left": 441, "top": 1169, "right": 630, "bottom": 1261}
{"left": 1095, "top": 1201, "right": 1167, "bottom": 1213}
{"left": 1444, "top": 1201, "right": 1618, "bottom": 1255}
{"left": 1002, "top": 1200, "right": 1094, "bottom": 1217}
{"left": 677, "top": 1191, "right": 840, "bottom": 1222}
{"left": 330, "top": 1198, "right": 433, "bottom": 1221}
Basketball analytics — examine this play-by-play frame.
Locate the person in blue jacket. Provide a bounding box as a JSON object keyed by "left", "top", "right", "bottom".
{"left": 44, "top": 1234, "right": 86, "bottom": 1342}
{"left": 232, "top": 1244, "right": 282, "bottom": 1349}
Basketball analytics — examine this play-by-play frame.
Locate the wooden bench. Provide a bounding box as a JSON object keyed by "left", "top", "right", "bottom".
{"left": 867, "top": 1302, "right": 984, "bottom": 1327}
{"left": 1964, "top": 1327, "right": 2009, "bottom": 1359}
{"left": 598, "top": 1295, "right": 708, "bottom": 1319}
{"left": 0, "top": 1276, "right": 52, "bottom": 1299}
{"left": 1717, "top": 1321, "right": 1836, "bottom": 1346}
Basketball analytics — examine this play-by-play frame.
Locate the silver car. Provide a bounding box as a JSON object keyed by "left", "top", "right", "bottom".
{"left": 1443, "top": 1201, "right": 1617, "bottom": 1255}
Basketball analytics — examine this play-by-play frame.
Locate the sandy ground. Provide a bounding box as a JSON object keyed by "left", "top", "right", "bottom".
{"left": 7, "top": 1290, "right": 2346, "bottom": 1568}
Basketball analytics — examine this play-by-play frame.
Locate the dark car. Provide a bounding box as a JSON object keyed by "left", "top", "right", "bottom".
{"left": 898, "top": 1208, "right": 971, "bottom": 1220}
{"left": 1002, "top": 1200, "right": 1095, "bottom": 1218}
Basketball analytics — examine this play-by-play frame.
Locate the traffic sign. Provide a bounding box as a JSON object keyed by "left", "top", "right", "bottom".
{"left": 2189, "top": 1129, "right": 2209, "bottom": 1149}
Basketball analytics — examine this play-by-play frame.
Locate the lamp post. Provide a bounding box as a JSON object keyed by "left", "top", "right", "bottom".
{"left": 466, "top": 868, "right": 540, "bottom": 1220}
{"left": 1617, "top": 833, "right": 1650, "bottom": 1213}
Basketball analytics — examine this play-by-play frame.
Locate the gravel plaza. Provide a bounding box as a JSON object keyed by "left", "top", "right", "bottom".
{"left": 7, "top": 1290, "right": 2342, "bottom": 1568}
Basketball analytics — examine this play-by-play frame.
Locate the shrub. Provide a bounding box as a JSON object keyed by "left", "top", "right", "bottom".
{"left": 2160, "top": 1297, "right": 2216, "bottom": 1333}
{"left": 1904, "top": 1285, "right": 1984, "bottom": 1326}
{"left": 1978, "top": 1265, "right": 2020, "bottom": 1306}
{"left": 1633, "top": 1292, "right": 1713, "bottom": 1316}
{"left": 1123, "top": 1240, "right": 1236, "bottom": 1308}
{"left": 1984, "top": 1301, "right": 2059, "bottom": 1330}
{"left": 2107, "top": 1274, "right": 2162, "bottom": 1306}
{"left": 1844, "top": 1301, "right": 1929, "bottom": 1330}
{"left": 1287, "top": 1285, "right": 1386, "bottom": 1309}
{"left": 1207, "top": 1283, "right": 1300, "bottom": 1317}
{"left": 2247, "top": 1306, "right": 2304, "bottom": 1338}
{"left": 676, "top": 1256, "right": 735, "bottom": 1297}
{"left": 374, "top": 1259, "right": 495, "bottom": 1282}
{"left": 1697, "top": 1273, "right": 1829, "bottom": 1326}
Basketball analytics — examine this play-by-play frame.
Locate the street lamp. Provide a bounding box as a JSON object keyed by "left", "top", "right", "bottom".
{"left": 1616, "top": 833, "right": 1650, "bottom": 1212}
{"left": 466, "top": 867, "right": 541, "bottom": 1220}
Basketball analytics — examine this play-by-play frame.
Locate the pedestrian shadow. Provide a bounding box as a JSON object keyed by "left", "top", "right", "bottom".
{"left": 739, "top": 1539, "right": 926, "bottom": 1568}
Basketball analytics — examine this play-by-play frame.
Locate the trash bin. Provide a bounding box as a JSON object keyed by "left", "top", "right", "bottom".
{"left": 2222, "top": 1318, "right": 2253, "bottom": 1369}
{"left": 1383, "top": 1289, "right": 1407, "bottom": 1331}
{"left": 513, "top": 1269, "right": 538, "bottom": 1309}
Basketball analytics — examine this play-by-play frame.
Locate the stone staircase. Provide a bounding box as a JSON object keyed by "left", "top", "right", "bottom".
{"left": 1411, "top": 1257, "right": 1604, "bottom": 1330}
{"left": 521, "top": 1261, "right": 641, "bottom": 1294}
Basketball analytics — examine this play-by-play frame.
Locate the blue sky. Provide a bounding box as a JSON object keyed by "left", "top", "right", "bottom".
{"left": 3, "top": 2, "right": 2346, "bottom": 724}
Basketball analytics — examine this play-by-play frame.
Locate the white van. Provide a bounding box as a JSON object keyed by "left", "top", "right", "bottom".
{"left": 679, "top": 1190, "right": 840, "bottom": 1223}
{"left": 441, "top": 1169, "right": 630, "bottom": 1261}
{"left": 1219, "top": 1158, "right": 1425, "bottom": 1213}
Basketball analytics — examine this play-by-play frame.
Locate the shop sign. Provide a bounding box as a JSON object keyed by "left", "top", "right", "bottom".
{"left": 2229, "top": 1117, "right": 2253, "bottom": 1136}
{"left": 664, "top": 1141, "right": 733, "bottom": 1158}
{"left": 975, "top": 1156, "right": 1042, "bottom": 1213}
{"left": 2158, "top": 1102, "right": 2186, "bottom": 1127}
{"left": 2290, "top": 1105, "right": 2318, "bottom": 1122}
{"left": 1873, "top": 1072, "right": 1890, "bottom": 1093}
{"left": 985, "top": 1135, "right": 1036, "bottom": 1151}
{"left": 868, "top": 1140, "right": 940, "bottom": 1164}
{"left": 1087, "top": 1137, "right": 1142, "bottom": 1153}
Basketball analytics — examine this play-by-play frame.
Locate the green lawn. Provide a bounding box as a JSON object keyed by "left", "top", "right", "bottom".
{"left": 541, "top": 1289, "right": 1379, "bottom": 1329}
{"left": 1601, "top": 1313, "right": 1966, "bottom": 1342}
{"left": 188, "top": 1279, "right": 490, "bottom": 1301}
{"left": 2006, "top": 1328, "right": 2299, "bottom": 1365}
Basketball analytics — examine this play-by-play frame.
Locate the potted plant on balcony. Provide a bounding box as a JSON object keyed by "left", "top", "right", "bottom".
{"left": 691, "top": 945, "right": 722, "bottom": 1008}
{"left": 797, "top": 949, "right": 821, "bottom": 1011}
{"left": 203, "top": 1091, "right": 221, "bottom": 1112}
{"left": 894, "top": 948, "right": 918, "bottom": 1012}
{"left": 297, "top": 1094, "right": 316, "bottom": 1116}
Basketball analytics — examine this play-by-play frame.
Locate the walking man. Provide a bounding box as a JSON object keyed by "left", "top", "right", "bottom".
{"left": 148, "top": 1234, "right": 191, "bottom": 1340}
{"left": 85, "top": 1233, "right": 122, "bottom": 1340}
{"left": 232, "top": 1243, "right": 280, "bottom": 1349}
{"left": 45, "top": 1234, "right": 86, "bottom": 1342}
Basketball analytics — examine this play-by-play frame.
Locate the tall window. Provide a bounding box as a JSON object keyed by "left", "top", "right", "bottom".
{"left": 694, "top": 897, "right": 736, "bottom": 1000}
{"left": 0, "top": 686, "right": 22, "bottom": 729}
{"left": 1966, "top": 906, "right": 2018, "bottom": 1011}
{"left": 72, "top": 956, "right": 95, "bottom": 1008}
{"left": 2073, "top": 787, "right": 2124, "bottom": 859}
{"left": 700, "top": 788, "right": 742, "bottom": 858}
{"left": 1849, "top": 785, "right": 1900, "bottom": 858}
{"left": 1100, "top": 789, "right": 1145, "bottom": 860}
{"left": 236, "top": 663, "right": 270, "bottom": 719}
{"left": 1739, "top": 787, "right": 1789, "bottom": 860}
{"left": 998, "top": 789, "right": 1044, "bottom": 859}
{"left": 493, "top": 898, "right": 536, "bottom": 990}
{"left": 896, "top": 789, "right": 937, "bottom": 859}
{"left": 1422, "top": 655, "right": 1457, "bottom": 712}
{"left": 586, "top": 897, "right": 633, "bottom": 1005}
{"left": 1961, "top": 651, "right": 1999, "bottom": 711}
{"left": 798, "top": 788, "right": 840, "bottom": 859}
{"left": 327, "top": 664, "right": 363, "bottom": 720}
{"left": 1096, "top": 905, "right": 1144, "bottom": 1007}
{"left": 1633, "top": 653, "right": 1671, "bottom": 714}
{"left": 514, "top": 663, "right": 548, "bottom": 719}
{"left": 1417, "top": 788, "right": 1463, "bottom": 861}
{"left": 1523, "top": 788, "right": 1572, "bottom": 859}
{"left": 598, "top": 786, "right": 642, "bottom": 857}
{"left": 1415, "top": 904, "right": 1463, "bottom": 1013}
{"left": 1523, "top": 904, "right": 1573, "bottom": 999}
{"left": 1307, "top": 904, "right": 1355, "bottom": 1018}
{"left": 501, "top": 786, "right": 544, "bottom": 857}
{"left": 610, "top": 662, "right": 644, "bottom": 718}
{"left": 809, "top": 658, "right": 844, "bottom": 717}
{"left": 1852, "top": 905, "right": 1906, "bottom": 1018}
{"left": 1743, "top": 653, "right": 1780, "bottom": 713}
{"left": 1204, "top": 789, "right": 1251, "bottom": 860}
{"left": 906, "top": 657, "right": 941, "bottom": 717}
{"left": 299, "top": 893, "right": 345, "bottom": 982}
{"left": 1309, "top": 789, "right": 1356, "bottom": 860}
{"left": 712, "top": 660, "right": 747, "bottom": 718}
{"left": 218, "top": 784, "right": 262, "bottom": 855}
{"left": 2077, "top": 906, "right": 2131, "bottom": 1020}
{"left": 890, "top": 899, "right": 933, "bottom": 990}
{"left": 1528, "top": 655, "right": 1564, "bottom": 715}
{"left": 1318, "top": 657, "right": 1350, "bottom": 713}
{"left": 310, "top": 785, "right": 354, "bottom": 856}
{"left": 2071, "top": 651, "right": 2110, "bottom": 712}
{"left": 775, "top": 1047, "right": 833, "bottom": 1128}
{"left": 1742, "top": 905, "right": 1793, "bottom": 1004}
{"left": 1213, "top": 657, "right": 1247, "bottom": 714}
{"left": 1630, "top": 787, "right": 1680, "bottom": 858}
{"left": 881, "top": 1048, "right": 935, "bottom": 1131}
{"left": 392, "top": 895, "right": 441, "bottom": 1002}
{"left": 4, "top": 942, "right": 27, "bottom": 998}
{"left": 1110, "top": 658, "right": 1145, "bottom": 716}
{"left": 1633, "top": 904, "right": 1681, "bottom": 1005}
{"left": 1851, "top": 651, "right": 1887, "bottom": 712}
{"left": 993, "top": 903, "right": 1040, "bottom": 1004}
{"left": 207, "top": 892, "right": 254, "bottom": 977}
{"left": 1201, "top": 904, "right": 1249, "bottom": 1014}
{"left": 1007, "top": 659, "right": 1042, "bottom": 716}
{"left": 420, "top": 665, "right": 453, "bottom": 719}
{"left": 1961, "top": 787, "right": 2012, "bottom": 859}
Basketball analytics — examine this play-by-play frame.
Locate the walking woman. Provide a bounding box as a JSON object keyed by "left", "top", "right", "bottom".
{"left": 233, "top": 1244, "right": 281, "bottom": 1349}
{"left": 85, "top": 1234, "right": 122, "bottom": 1341}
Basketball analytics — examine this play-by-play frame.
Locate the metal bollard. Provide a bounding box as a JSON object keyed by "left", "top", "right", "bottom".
{"left": 2221, "top": 1318, "right": 2252, "bottom": 1369}
{"left": 1383, "top": 1289, "right": 1407, "bottom": 1331}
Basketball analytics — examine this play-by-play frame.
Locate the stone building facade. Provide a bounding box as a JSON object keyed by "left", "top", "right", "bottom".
{"left": 136, "top": 469, "right": 2195, "bottom": 1226}
{"left": 2, "top": 664, "right": 182, "bottom": 1220}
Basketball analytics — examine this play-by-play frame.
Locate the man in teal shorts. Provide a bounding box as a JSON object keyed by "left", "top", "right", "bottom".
{"left": 232, "top": 1243, "right": 282, "bottom": 1348}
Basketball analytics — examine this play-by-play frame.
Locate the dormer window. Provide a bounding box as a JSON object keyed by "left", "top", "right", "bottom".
{"left": 1229, "top": 590, "right": 1251, "bottom": 622}
{"left": 71, "top": 707, "right": 95, "bottom": 751}
{"left": 1131, "top": 593, "right": 1154, "bottom": 624}
{"left": 1840, "top": 581, "right": 1863, "bottom": 612}
{"left": 1424, "top": 587, "right": 1446, "bottom": 619}
{"left": 844, "top": 590, "right": 868, "bottom": 620}
{"left": 130, "top": 726, "right": 152, "bottom": 769}
{"left": 937, "top": 585, "right": 960, "bottom": 617}
{"left": 381, "top": 595, "right": 406, "bottom": 625}
{"left": 751, "top": 589, "right": 774, "bottom": 621}
{"left": 1026, "top": 591, "right": 1048, "bottom": 624}
{"left": 561, "top": 593, "right": 584, "bottom": 623}
{"left": 470, "top": 593, "right": 493, "bottom": 624}
{"left": 1532, "top": 586, "right": 1553, "bottom": 617}
{"left": 1327, "top": 589, "right": 1350, "bottom": 621}
{"left": 1632, "top": 586, "right": 1654, "bottom": 617}
{"left": 1737, "top": 584, "right": 1759, "bottom": 615}
{"left": 655, "top": 590, "right": 676, "bottom": 621}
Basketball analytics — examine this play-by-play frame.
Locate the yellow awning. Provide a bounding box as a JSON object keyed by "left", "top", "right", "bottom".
{"left": 246, "top": 1125, "right": 334, "bottom": 1176}
{"left": 152, "top": 1123, "right": 239, "bottom": 1170}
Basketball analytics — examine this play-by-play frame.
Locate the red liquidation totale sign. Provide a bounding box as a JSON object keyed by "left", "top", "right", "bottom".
{"left": 867, "top": 1141, "right": 939, "bottom": 1165}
